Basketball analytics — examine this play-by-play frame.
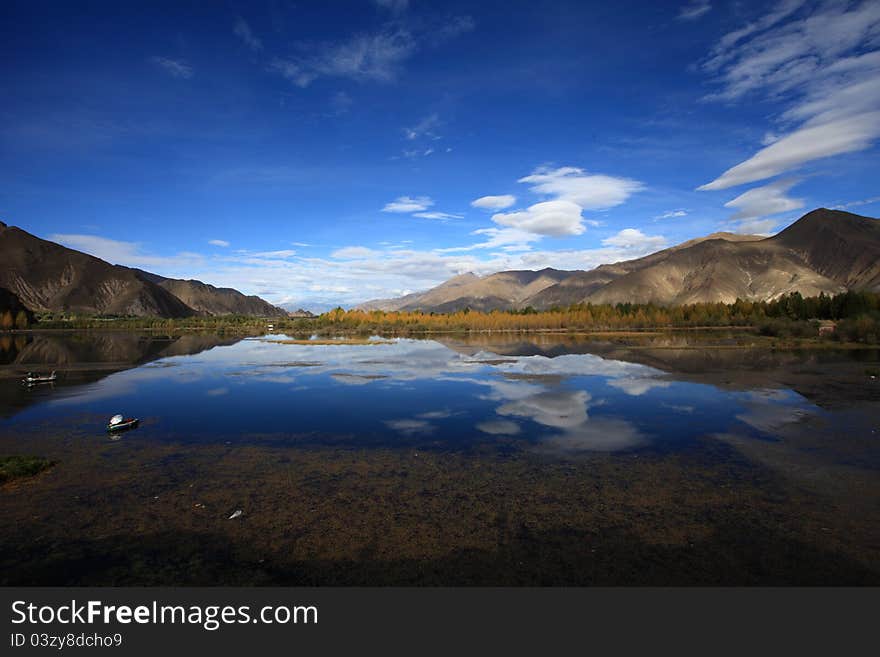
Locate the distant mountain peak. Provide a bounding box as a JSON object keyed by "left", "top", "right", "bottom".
{"left": 354, "top": 208, "right": 879, "bottom": 312}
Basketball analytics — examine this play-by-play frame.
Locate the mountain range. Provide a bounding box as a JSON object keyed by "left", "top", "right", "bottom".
{"left": 2, "top": 208, "right": 878, "bottom": 319}
{"left": 0, "top": 222, "right": 286, "bottom": 318}
{"left": 359, "top": 209, "right": 880, "bottom": 312}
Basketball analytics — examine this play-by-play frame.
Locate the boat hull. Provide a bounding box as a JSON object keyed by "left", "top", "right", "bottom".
{"left": 107, "top": 419, "right": 139, "bottom": 432}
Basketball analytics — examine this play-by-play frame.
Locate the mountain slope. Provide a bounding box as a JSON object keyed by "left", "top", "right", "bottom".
{"left": 359, "top": 268, "right": 571, "bottom": 312}
{"left": 572, "top": 209, "right": 876, "bottom": 306}
{"left": 525, "top": 232, "right": 767, "bottom": 308}
{"left": 358, "top": 209, "right": 878, "bottom": 311}
{"left": 769, "top": 208, "right": 880, "bottom": 291}
{"left": 0, "top": 222, "right": 195, "bottom": 317}
{"left": 129, "top": 271, "right": 287, "bottom": 316}
{"left": 0, "top": 222, "right": 285, "bottom": 317}
{"left": 578, "top": 238, "right": 843, "bottom": 306}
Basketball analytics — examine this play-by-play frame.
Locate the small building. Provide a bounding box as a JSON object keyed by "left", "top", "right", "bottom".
{"left": 818, "top": 320, "right": 836, "bottom": 336}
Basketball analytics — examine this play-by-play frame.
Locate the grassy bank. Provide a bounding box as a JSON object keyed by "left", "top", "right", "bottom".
{"left": 0, "top": 455, "right": 55, "bottom": 484}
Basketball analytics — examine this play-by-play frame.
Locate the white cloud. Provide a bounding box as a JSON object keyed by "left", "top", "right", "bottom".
{"left": 332, "top": 246, "right": 378, "bottom": 259}
{"left": 705, "top": 0, "right": 806, "bottom": 72}
{"left": 832, "top": 196, "right": 880, "bottom": 210}
{"left": 476, "top": 420, "right": 521, "bottom": 435}
{"left": 699, "top": 0, "right": 880, "bottom": 189}
{"left": 654, "top": 209, "right": 688, "bottom": 219}
{"left": 233, "top": 17, "right": 262, "bottom": 52}
{"left": 698, "top": 112, "right": 880, "bottom": 190}
{"left": 382, "top": 196, "right": 433, "bottom": 213}
{"left": 50, "top": 233, "right": 204, "bottom": 272}
{"left": 250, "top": 249, "right": 297, "bottom": 259}
{"left": 404, "top": 113, "right": 440, "bottom": 140}
{"left": 471, "top": 195, "right": 516, "bottom": 210}
{"left": 208, "top": 239, "right": 230, "bottom": 247}
{"left": 539, "top": 418, "right": 647, "bottom": 453}
{"left": 678, "top": 1, "right": 712, "bottom": 21}
{"left": 453, "top": 166, "right": 643, "bottom": 250}
{"left": 490, "top": 200, "right": 586, "bottom": 237}
{"left": 518, "top": 166, "right": 643, "bottom": 210}
{"left": 384, "top": 419, "right": 434, "bottom": 435}
{"left": 733, "top": 218, "right": 779, "bottom": 235}
{"left": 497, "top": 390, "right": 591, "bottom": 429}
{"left": 149, "top": 57, "right": 193, "bottom": 79}
{"left": 413, "top": 211, "right": 463, "bottom": 220}
{"left": 601, "top": 228, "right": 667, "bottom": 252}
{"left": 724, "top": 178, "right": 804, "bottom": 221}
{"left": 467, "top": 227, "right": 543, "bottom": 251}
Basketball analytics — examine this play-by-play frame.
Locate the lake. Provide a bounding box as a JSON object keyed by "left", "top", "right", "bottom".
{"left": 1, "top": 331, "right": 878, "bottom": 585}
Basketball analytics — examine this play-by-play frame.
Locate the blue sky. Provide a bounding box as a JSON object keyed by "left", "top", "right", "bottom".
{"left": 2, "top": 0, "right": 879, "bottom": 310}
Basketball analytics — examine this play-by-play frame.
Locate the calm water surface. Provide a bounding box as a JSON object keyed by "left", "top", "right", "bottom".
{"left": 1, "top": 331, "right": 878, "bottom": 585}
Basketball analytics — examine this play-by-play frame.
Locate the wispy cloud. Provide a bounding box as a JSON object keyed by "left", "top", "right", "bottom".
{"left": 831, "top": 196, "right": 880, "bottom": 210}
{"left": 373, "top": 0, "right": 409, "bottom": 13}
{"left": 413, "top": 211, "right": 463, "bottom": 220}
{"left": 248, "top": 249, "right": 297, "bottom": 259}
{"left": 698, "top": 0, "right": 880, "bottom": 190}
{"left": 724, "top": 178, "right": 804, "bottom": 222}
{"left": 471, "top": 195, "right": 516, "bottom": 210}
{"left": 404, "top": 113, "right": 440, "bottom": 140}
{"left": 233, "top": 17, "right": 262, "bottom": 52}
{"left": 269, "top": 15, "right": 473, "bottom": 87}
{"left": 654, "top": 209, "right": 688, "bottom": 219}
{"left": 208, "top": 239, "right": 230, "bottom": 247}
{"left": 270, "top": 29, "right": 416, "bottom": 87}
{"left": 678, "top": 1, "right": 712, "bottom": 21}
{"left": 149, "top": 57, "right": 193, "bottom": 79}
{"left": 699, "top": 113, "right": 880, "bottom": 191}
{"left": 382, "top": 195, "right": 433, "bottom": 213}
{"left": 332, "top": 246, "right": 378, "bottom": 259}
{"left": 50, "top": 233, "right": 204, "bottom": 272}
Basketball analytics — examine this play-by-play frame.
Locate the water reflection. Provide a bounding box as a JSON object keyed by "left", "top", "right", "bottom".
{"left": 0, "top": 333, "right": 842, "bottom": 455}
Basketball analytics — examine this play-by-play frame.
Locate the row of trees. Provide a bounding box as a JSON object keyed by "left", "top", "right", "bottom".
{"left": 0, "top": 310, "right": 30, "bottom": 329}
{"left": 7, "top": 291, "right": 880, "bottom": 343}
{"left": 296, "top": 290, "right": 879, "bottom": 333}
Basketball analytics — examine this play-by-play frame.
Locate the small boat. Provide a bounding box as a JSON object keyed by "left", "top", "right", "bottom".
{"left": 107, "top": 414, "right": 139, "bottom": 432}
{"left": 23, "top": 371, "right": 56, "bottom": 385}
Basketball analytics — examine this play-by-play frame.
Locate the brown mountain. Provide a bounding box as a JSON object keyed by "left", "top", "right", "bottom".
{"left": 0, "top": 222, "right": 285, "bottom": 317}
{"left": 359, "top": 268, "right": 571, "bottom": 312}
{"left": 359, "top": 209, "right": 879, "bottom": 311}
{"left": 769, "top": 208, "right": 880, "bottom": 290}
{"left": 0, "top": 222, "right": 195, "bottom": 317}
{"left": 561, "top": 209, "right": 877, "bottom": 307}
{"left": 129, "top": 270, "right": 287, "bottom": 316}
